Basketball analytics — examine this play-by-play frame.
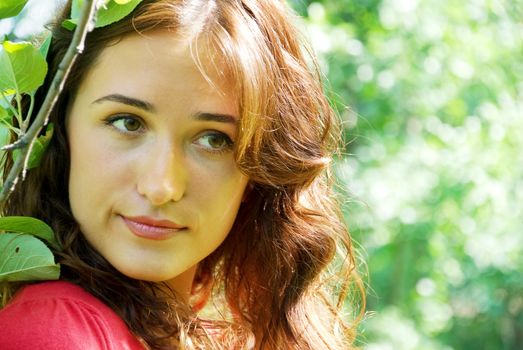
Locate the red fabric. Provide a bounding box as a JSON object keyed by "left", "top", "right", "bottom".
{"left": 0, "top": 281, "right": 146, "bottom": 350}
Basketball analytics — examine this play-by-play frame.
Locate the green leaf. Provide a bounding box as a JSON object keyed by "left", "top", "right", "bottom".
{"left": 96, "top": 0, "right": 142, "bottom": 27}
{"left": 70, "top": 0, "right": 84, "bottom": 20}
{"left": 0, "top": 107, "right": 13, "bottom": 148}
{"left": 16, "top": 122, "right": 54, "bottom": 169}
{"left": 28, "top": 123, "right": 54, "bottom": 169}
{"left": 0, "top": 233, "right": 60, "bottom": 282}
{"left": 0, "top": 107, "right": 7, "bottom": 120}
{"left": 62, "top": 19, "right": 77, "bottom": 31}
{"left": 0, "top": 216, "right": 59, "bottom": 250}
{"left": 0, "top": 41, "right": 48, "bottom": 94}
{"left": 0, "top": 125, "right": 11, "bottom": 149}
{"left": 0, "top": 91, "right": 13, "bottom": 108}
{"left": 64, "top": 0, "right": 142, "bottom": 30}
{"left": 38, "top": 33, "right": 52, "bottom": 59}
{"left": 0, "top": 0, "right": 29, "bottom": 19}
{"left": 62, "top": 0, "right": 87, "bottom": 30}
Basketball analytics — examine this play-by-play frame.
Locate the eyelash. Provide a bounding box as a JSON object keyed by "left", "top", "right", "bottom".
{"left": 104, "top": 114, "right": 145, "bottom": 134}
{"left": 193, "top": 131, "right": 235, "bottom": 154}
{"left": 104, "top": 114, "right": 234, "bottom": 154}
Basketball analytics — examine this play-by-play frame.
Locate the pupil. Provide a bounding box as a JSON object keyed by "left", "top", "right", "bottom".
{"left": 124, "top": 118, "right": 139, "bottom": 131}
{"left": 209, "top": 135, "right": 225, "bottom": 148}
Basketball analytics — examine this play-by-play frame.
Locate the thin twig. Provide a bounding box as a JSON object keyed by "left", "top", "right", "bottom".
{"left": 15, "top": 92, "right": 22, "bottom": 128}
{"left": 21, "top": 94, "right": 35, "bottom": 133}
{"left": 0, "top": 118, "right": 19, "bottom": 136}
{"left": 0, "top": 0, "right": 100, "bottom": 203}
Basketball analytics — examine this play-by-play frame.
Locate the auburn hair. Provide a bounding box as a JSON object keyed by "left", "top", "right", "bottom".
{"left": 2, "top": 0, "right": 363, "bottom": 349}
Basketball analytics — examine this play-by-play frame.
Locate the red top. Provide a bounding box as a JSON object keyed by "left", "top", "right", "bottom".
{"left": 0, "top": 281, "right": 146, "bottom": 350}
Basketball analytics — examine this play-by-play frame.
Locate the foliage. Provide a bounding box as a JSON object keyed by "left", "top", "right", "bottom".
{"left": 0, "top": 0, "right": 28, "bottom": 19}
{"left": 64, "top": 0, "right": 142, "bottom": 29}
{"left": 291, "top": 0, "right": 523, "bottom": 349}
{"left": 0, "top": 1, "right": 58, "bottom": 286}
{"left": 0, "top": 217, "right": 59, "bottom": 282}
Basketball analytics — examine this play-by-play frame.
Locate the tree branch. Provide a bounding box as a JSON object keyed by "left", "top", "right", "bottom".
{"left": 0, "top": 0, "right": 100, "bottom": 203}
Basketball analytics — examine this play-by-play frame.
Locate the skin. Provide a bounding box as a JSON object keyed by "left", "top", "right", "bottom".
{"left": 66, "top": 31, "right": 249, "bottom": 300}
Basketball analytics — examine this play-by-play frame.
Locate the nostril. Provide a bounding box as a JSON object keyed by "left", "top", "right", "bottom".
{"left": 136, "top": 148, "right": 186, "bottom": 204}
{"left": 137, "top": 174, "right": 185, "bottom": 205}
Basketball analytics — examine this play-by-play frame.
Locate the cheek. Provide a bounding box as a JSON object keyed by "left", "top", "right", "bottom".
{"left": 67, "top": 126, "right": 129, "bottom": 218}
{"left": 69, "top": 135, "right": 103, "bottom": 193}
{"left": 196, "top": 169, "right": 248, "bottom": 227}
{"left": 68, "top": 136, "right": 99, "bottom": 224}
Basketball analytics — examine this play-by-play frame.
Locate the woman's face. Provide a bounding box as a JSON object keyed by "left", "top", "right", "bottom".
{"left": 66, "top": 32, "right": 248, "bottom": 297}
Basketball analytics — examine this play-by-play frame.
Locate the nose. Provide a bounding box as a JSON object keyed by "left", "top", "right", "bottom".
{"left": 137, "top": 141, "right": 187, "bottom": 206}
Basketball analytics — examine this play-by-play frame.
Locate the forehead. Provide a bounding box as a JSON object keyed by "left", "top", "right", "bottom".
{"left": 72, "top": 30, "right": 238, "bottom": 116}
{"left": 83, "top": 30, "right": 234, "bottom": 96}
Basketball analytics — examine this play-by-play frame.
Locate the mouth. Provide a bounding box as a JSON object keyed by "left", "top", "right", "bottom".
{"left": 121, "top": 215, "right": 186, "bottom": 240}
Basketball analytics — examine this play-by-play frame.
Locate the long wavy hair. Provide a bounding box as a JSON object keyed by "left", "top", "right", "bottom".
{"left": 2, "top": 0, "right": 363, "bottom": 349}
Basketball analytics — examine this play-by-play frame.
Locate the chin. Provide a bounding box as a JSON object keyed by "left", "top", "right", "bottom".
{"left": 111, "top": 261, "right": 173, "bottom": 282}
{"left": 121, "top": 269, "right": 173, "bottom": 282}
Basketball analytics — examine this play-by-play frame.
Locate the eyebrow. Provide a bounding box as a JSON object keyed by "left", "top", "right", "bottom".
{"left": 92, "top": 94, "right": 237, "bottom": 124}
{"left": 92, "top": 94, "right": 155, "bottom": 112}
{"left": 195, "top": 113, "right": 237, "bottom": 124}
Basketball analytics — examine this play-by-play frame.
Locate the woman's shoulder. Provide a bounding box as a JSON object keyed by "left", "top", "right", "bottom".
{"left": 0, "top": 280, "right": 146, "bottom": 350}
{"left": 6, "top": 280, "right": 100, "bottom": 302}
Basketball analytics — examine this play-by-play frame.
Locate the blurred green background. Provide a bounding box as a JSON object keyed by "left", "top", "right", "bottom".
{"left": 288, "top": 0, "right": 523, "bottom": 349}
{"left": 2, "top": 0, "right": 523, "bottom": 349}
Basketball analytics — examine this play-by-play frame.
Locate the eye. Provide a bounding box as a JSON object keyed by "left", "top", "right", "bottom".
{"left": 194, "top": 132, "right": 234, "bottom": 153}
{"left": 105, "top": 114, "right": 144, "bottom": 133}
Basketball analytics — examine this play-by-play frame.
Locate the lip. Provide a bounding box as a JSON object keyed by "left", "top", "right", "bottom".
{"left": 121, "top": 215, "right": 186, "bottom": 240}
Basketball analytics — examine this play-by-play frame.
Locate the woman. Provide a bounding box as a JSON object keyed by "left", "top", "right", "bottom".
{"left": 0, "top": 0, "right": 362, "bottom": 349}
